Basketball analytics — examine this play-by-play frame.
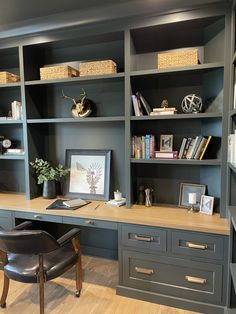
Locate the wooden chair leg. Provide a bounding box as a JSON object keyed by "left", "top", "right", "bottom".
{"left": 0, "top": 250, "right": 9, "bottom": 308}
{"left": 38, "top": 255, "right": 45, "bottom": 314}
{"left": 72, "top": 239, "right": 82, "bottom": 297}
{"left": 0, "top": 274, "right": 9, "bottom": 308}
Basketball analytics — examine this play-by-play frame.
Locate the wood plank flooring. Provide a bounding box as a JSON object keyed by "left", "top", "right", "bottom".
{"left": 0, "top": 255, "right": 200, "bottom": 314}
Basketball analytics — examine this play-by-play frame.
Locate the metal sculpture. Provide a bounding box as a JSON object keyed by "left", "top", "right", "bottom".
{"left": 181, "top": 94, "right": 202, "bottom": 113}
{"left": 62, "top": 88, "right": 92, "bottom": 117}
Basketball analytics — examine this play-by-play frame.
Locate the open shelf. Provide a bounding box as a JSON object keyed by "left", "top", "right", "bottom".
{"left": 131, "top": 158, "right": 221, "bottom": 165}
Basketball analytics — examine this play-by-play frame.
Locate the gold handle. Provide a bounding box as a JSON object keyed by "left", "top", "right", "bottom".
{"left": 185, "top": 276, "right": 207, "bottom": 284}
{"left": 135, "top": 266, "right": 154, "bottom": 275}
{"left": 186, "top": 242, "right": 208, "bottom": 250}
{"left": 33, "top": 215, "right": 42, "bottom": 219}
{"left": 85, "top": 220, "right": 95, "bottom": 225}
{"left": 134, "top": 234, "right": 154, "bottom": 242}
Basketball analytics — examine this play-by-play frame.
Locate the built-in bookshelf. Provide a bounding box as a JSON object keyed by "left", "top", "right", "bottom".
{"left": 0, "top": 4, "right": 229, "bottom": 219}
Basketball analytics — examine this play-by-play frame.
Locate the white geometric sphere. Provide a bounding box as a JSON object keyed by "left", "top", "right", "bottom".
{"left": 181, "top": 94, "right": 202, "bottom": 113}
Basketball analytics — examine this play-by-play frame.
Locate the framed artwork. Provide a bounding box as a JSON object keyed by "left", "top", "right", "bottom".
{"left": 160, "top": 134, "right": 173, "bottom": 152}
{"left": 178, "top": 183, "right": 206, "bottom": 209}
{"left": 200, "top": 195, "right": 214, "bottom": 215}
{"left": 64, "top": 149, "right": 111, "bottom": 200}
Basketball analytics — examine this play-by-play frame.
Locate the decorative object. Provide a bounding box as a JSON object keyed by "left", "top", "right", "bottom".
{"left": 137, "top": 185, "right": 145, "bottom": 205}
{"left": 0, "top": 71, "right": 20, "bottom": 84}
{"left": 64, "top": 149, "right": 111, "bottom": 201}
{"left": 62, "top": 89, "right": 92, "bottom": 118}
{"left": 181, "top": 94, "right": 203, "bottom": 113}
{"left": 161, "top": 99, "right": 169, "bottom": 108}
{"left": 188, "top": 192, "right": 197, "bottom": 213}
{"left": 40, "top": 65, "right": 79, "bottom": 80}
{"left": 179, "top": 183, "right": 206, "bottom": 209}
{"left": 200, "top": 195, "right": 214, "bottom": 215}
{"left": 145, "top": 188, "right": 153, "bottom": 207}
{"left": 79, "top": 60, "right": 117, "bottom": 76}
{"left": 157, "top": 48, "right": 199, "bottom": 69}
{"left": 160, "top": 134, "right": 173, "bottom": 152}
{"left": 30, "top": 158, "right": 69, "bottom": 199}
{"left": 114, "top": 190, "right": 122, "bottom": 201}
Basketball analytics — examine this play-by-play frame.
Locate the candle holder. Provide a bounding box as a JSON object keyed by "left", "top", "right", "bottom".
{"left": 188, "top": 192, "right": 197, "bottom": 213}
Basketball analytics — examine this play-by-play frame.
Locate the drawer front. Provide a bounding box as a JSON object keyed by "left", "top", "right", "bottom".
{"left": 121, "top": 225, "right": 167, "bottom": 252}
{"left": 171, "top": 231, "right": 224, "bottom": 260}
{"left": 122, "top": 250, "right": 222, "bottom": 304}
{"left": 0, "top": 210, "right": 13, "bottom": 230}
{"left": 63, "top": 216, "right": 118, "bottom": 230}
{"left": 14, "top": 211, "right": 62, "bottom": 223}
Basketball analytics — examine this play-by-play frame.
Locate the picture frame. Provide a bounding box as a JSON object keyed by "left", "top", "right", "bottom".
{"left": 200, "top": 195, "right": 214, "bottom": 215}
{"left": 178, "top": 183, "right": 206, "bottom": 209}
{"left": 64, "top": 149, "right": 111, "bottom": 201}
{"left": 160, "top": 134, "right": 173, "bottom": 152}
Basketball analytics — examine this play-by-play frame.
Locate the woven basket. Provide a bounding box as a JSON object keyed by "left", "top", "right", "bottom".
{"left": 79, "top": 60, "right": 117, "bottom": 76}
{"left": 0, "top": 72, "right": 20, "bottom": 84}
{"left": 40, "top": 65, "right": 80, "bottom": 80}
{"left": 157, "top": 48, "right": 199, "bottom": 69}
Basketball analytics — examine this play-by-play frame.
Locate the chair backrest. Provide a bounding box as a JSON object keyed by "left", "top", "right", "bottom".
{"left": 0, "top": 229, "right": 60, "bottom": 254}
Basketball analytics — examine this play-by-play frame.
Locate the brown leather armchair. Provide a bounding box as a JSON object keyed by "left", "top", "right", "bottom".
{"left": 0, "top": 221, "right": 82, "bottom": 314}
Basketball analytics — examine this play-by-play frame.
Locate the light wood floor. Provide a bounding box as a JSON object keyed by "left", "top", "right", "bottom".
{"left": 0, "top": 255, "right": 201, "bottom": 314}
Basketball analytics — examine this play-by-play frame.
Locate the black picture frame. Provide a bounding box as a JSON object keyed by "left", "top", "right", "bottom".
{"left": 178, "top": 183, "right": 206, "bottom": 209}
{"left": 64, "top": 149, "right": 111, "bottom": 201}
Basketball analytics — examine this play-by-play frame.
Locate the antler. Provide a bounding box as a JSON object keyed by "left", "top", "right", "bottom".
{"left": 62, "top": 89, "right": 77, "bottom": 105}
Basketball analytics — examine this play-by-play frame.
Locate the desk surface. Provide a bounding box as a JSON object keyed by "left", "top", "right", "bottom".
{"left": 0, "top": 193, "right": 229, "bottom": 235}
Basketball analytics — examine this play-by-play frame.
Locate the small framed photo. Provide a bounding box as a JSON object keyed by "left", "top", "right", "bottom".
{"left": 160, "top": 134, "right": 173, "bottom": 152}
{"left": 64, "top": 149, "right": 111, "bottom": 201}
{"left": 200, "top": 195, "right": 214, "bottom": 215}
{"left": 179, "top": 183, "right": 206, "bottom": 209}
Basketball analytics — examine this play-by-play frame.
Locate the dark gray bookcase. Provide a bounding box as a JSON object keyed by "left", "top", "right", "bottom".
{"left": 0, "top": 4, "right": 231, "bottom": 219}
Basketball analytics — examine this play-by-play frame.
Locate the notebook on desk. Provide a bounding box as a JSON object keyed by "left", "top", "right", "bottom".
{"left": 46, "top": 199, "right": 90, "bottom": 210}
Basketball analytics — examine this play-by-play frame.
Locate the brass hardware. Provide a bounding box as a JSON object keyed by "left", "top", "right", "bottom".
{"left": 134, "top": 235, "right": 154, "bottom": 242}
{"left": 85, "top": 220, "right": 95, "bottom": 225}
{"left": 185, "top": 275, "right": 207, "bottom": 284}
{"left": 135, "top": 266, "right": 154, "bottom": 275}
{"left": 186, "top": 242, "right": 208, "bottom": 250}
{"left": 33, "top": 215, "right": 42, "bottom": 219}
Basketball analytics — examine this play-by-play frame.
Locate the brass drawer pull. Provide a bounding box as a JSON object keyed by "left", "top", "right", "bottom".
{"left": 134, "top": 234, "right": 154, "bottom": 242}
{"left": 185, "top": 275, "right": 207, "bottom": 284}
{"left": 33, "top": 215, "right": 42, "bottom": 220}
{"left": 186, "top": 242, "right": 208, "bottom": 250}
{"left": 85, "top": 220, "right": 95, "bottom": 225}
{"left": 135, "top": 266, "right": 154, "bottom": 275}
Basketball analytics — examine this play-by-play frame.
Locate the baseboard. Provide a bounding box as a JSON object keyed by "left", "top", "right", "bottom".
{"left": 116, "top": 285, "right": 225, "bottom": 314}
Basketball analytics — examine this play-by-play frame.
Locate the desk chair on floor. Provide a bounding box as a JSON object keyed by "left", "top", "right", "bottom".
{"left": 0, "top": 222, "right": 82, "bottom": 314}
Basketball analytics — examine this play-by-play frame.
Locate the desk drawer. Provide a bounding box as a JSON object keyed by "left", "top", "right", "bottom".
{"left": 121, "top": 224, "right": 167, "bottom": 252}
{"left": 63, "top": 216, "right": 118, "bottom": 230}
{"left": 122, "top": 250, "right": 222, "bottom": 304}
{"left": 14, "top": 211, "right": 62, "bottom": 223}
{"left": 171, "top": 230, "right": 224, "bottom": 260}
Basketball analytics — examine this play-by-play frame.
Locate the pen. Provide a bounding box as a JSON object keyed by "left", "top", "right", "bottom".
{"left": 94, "top": 204, "right": 100, "bottom": 210}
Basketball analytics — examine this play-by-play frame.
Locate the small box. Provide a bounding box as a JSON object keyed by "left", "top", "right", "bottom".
{"left": 157, "top": 48, "right": 199, "bottom": 69}
{"left": 0, "top": 72, "right": 20, "bottom": 84}
{"left": 79, "top": 60, "right": 117, "bottom": 76}
{"left": 40, "top": 65, "right": 80, "bottom": 80}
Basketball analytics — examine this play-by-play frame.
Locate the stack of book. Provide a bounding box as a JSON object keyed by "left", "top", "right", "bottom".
{"left": 154, "top": 151, "right": 178, "bottom": 159}
{"left": 131, "top": 92, "right": 152, "bottom": 116}
{"left": 131, "top": 134, "right": 156, "bottom": 159}
{"left": 178, "top": 136, "right": 213, "bottom": 160}
{"left": 106, "top": 198, "right": 126, "bottom": 207}
{"left": 150, "top": 107, "right": 177, "bottom": 116}
{"left": 4, "top": 148, "right": 25, "bottom": 155}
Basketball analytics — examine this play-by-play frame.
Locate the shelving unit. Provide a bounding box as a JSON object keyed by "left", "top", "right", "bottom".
{"left": 0, "top": 4, "right": 229, "bottom": 219}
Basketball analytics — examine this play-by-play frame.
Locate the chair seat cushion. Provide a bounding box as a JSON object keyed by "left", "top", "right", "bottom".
{"left": 4, "top": 244, "right": 78, "bottom": 283}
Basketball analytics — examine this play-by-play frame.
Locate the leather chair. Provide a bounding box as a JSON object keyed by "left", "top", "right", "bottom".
{"left": 0, "top": 221, "right": 82, "bottom": 314}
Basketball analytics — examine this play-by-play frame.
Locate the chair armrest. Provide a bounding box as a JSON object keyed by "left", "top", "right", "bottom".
{"left": 57, "top": 228, "right": 81, "bottom": 246}
{"left": 13, "top": 221, "right": 33, "bottom": 230}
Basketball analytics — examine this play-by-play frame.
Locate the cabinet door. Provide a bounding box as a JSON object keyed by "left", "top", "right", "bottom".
{"left": 122, "top": 250, "right": 223, "bottom": 305}
{"left": 0, "top": 210, "right": 13, "bottom": 230}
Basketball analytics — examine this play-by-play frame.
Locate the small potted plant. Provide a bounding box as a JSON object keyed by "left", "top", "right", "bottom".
{"left": 30, "top": 158, "right": 69, "bottom": 199}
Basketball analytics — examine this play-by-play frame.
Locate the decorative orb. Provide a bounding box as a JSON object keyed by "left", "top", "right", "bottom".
{"left": 181, "top": 94, "right": 202, "bottom": 113}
